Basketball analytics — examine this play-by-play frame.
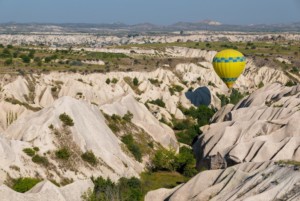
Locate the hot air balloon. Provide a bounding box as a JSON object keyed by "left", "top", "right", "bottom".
{"left": 212, "top": 49, "right": 246, "bottom": 89}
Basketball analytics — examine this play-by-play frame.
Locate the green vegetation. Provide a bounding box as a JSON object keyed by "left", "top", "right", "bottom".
{"left": 169, "top": 84, "right": 184, "bottom": 95}
{"left": 122, "top": 111, "right": 133, "bottom": 122}
{"left": 133, "top": 77, "right": 139, "bottom": 86}
{"left": 82, "top": 171, "right": 189, "bottom": 201}
{"left": 32, "top": 155, "right": 49, "bottom": 166}
{"left": 105, "top": 78, "right": 110, "bottom": 84}
{"left": 59, "top": 113, "right": 74, "bottom": 126}
{"left": 123, "top": 77, "right": 142, "bottom": 94}
{"left": 0, "top": 41, "right": 299, "bottom": 75}
{"left": 55, "top": 148, "right": 71, "bottom": 160}
{"left": 111, "top": 78, "right": 118, "bottom": 84}
{"left": 174, "top": 104, "right": 215, "bottom": 145}
{"left": 216, "top": 93, "right": 230, "bottom": 107}
{"left": 12, "top": 177, "right": 41, "bottom": 193}
{"left": 122, "top": 134, "right": 142, "bottom": 162}
{"left": 275, "top": 160, "right": 300, "bottom": 166}
{"left": 285, "top": 80, "right": 297, "bottom": 87}
{"left": 230, "top": 89, "right": 247, "bottom": 105}
{"left": 217, "top": 89, "right": 248, "bottom": 107}
{"left": 82, "top": 176, "right": 143, "bottom": 201}
{"left": 81, "top": 151, "right": 98, "bottom": 166}
{"left": 148, "top": 78, "right": 161, "bottom": 87}
{"left": 152, "top": 147, "right": 197, "bottom": 177}
{"left": 140, "top": 171, "right": 188, "bottom": 194}
{"left": 23, "top": 148, "right": 36, "bottom": 157}
{"left": 148, "top": 98, "right": 166, "bottom": 108}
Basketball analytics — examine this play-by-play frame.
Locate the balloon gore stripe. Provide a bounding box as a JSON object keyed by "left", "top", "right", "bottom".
{"left": 221, "top": 77, "right": 238, "bottom": 82}
{"left": 213, "top": 56, "right": 246, "bottom": 63}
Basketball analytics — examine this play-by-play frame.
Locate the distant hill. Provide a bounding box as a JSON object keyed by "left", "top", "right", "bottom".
{"left": 0, "top": 21, "right": 300, "bottom": 34}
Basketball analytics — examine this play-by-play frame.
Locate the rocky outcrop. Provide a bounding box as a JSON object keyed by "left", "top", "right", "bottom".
{"left": 0, "top": 180, "right": 93, "bottom": 201}
{"left": 100, "top": 94, "right": 178, "bottom": 150}
{"left": 146, "top": 162, "right": 300, "bottom": 201}
{"left": 193, "top": 83, "right": 300, "bottom": 169}
{"left": 2, "top": 96, "right": 143, "bottom": 182}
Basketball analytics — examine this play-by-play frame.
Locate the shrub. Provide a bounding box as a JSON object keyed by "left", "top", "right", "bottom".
{"left": 217, "top": 93, "right": 230, "bottom": 107}
{"left": 111, "top": 78, "right": 118, "bottom": 84}
{"left": 108, "top": 123, "right": 120, "bottom": 133}
{"left": 229, "top": 89, "right": 246, "bottom": 105}
{"left": 32, "top": 155, "right": 48, "bottom": 166}
{"left": 133, "top": 77, "right": 139, "bottom": 86}
{"left": 148, "top": 98, "right": 165, "bottom": 108}
{"left": 12, "top": 177, "right": 41, "bottom": 193}
{"left": 55, "top": 148, "right": 71, "bottom": 160}
{"left": 59, "top": 113, "right": 74, "bottom": 126}
{"left": 122, "top": 134, "right": 142, "bottom": 162}
{"left": 175, "top": 126, "right": 199, "bottom": 145}
{"left": 176, "top": 147, "right": 197, "bottom": 177}
{"left": 123, "top": 111, "right": 133, "bottom": 122}
{"left": 258, "top": 81, "right": 264, "bottom": 88}
{"left": 4, "top": 58, "right": 13, "bottom": 65}
{"left": 106, "top": 78, "right": 111, "bottom": 84}
{"left": 285, "top": 80, "right": 297, "bottom": 87}
{"left": 23, "top": 148, "right": 35, "bottom": 157}
{"left": 183, "top": 105, "right": 215, "bottom": 127}
{"left": 81, "top": 151, "right": 98, "bottom": 166}
{"left": 169, "top": 84, "right": 185, "bottom": 95}
{"left": 33, "top": 147, "right": 40, "bottom": 152}
{"left": 21, "top": 55, "right": 31, "bottom": 63}
{"left": 152, "top": 148, "right": 177, "bottom": 171}
{"left": 84, "top": 176, "right": 143, "bottom": 201}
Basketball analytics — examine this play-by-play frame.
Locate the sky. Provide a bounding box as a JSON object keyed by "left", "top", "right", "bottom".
{"left": 0, "top": 0, "right": 299, "bottom": 25}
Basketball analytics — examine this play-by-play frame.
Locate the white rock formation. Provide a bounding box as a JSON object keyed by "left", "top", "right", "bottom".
{"left": 3, "top": 96, "right": 143, "bottom": 181}
{"left": 100, "top": 94, "right": 178, "bottom": 150}
{"left": 193, "top": 83, "right": 300, "bottom": 167}
{"left": 146, "top": 162, "right": 300, "bottom": 201}
{"left": 0, "top": 179, "right": 93, "bottom": 201}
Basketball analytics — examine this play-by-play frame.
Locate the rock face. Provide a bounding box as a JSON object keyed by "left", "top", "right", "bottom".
{"left": 146, "top": 83, "right": 300, "bottom": 201}
{"left": 100, "top": 94, "right": 178, "bottom": 150}
{"left": 193, "top": 83, "right": 300, "bottom": 168}
{"left": 0, "top": 180, "right": 93, "bottom": 201}
{"left": 145, "top": 162, "right": 300, "bottom": 201}
{"left": 2, "top": 96, "right": 142, "bottom": 182}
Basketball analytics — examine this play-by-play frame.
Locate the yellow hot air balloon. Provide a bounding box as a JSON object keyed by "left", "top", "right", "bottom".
{"left": 212, "top": 49, "right": 246, "bottom": 89}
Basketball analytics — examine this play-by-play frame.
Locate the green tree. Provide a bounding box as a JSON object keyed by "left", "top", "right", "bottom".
{"left": 133, "top": 77, "right": 139, "bottom": 86}
{"left": 152, "top": 148, "right": 177, "bottom": 171}
{"left": 21, "top": 55, "right": 31, "bottom": 63}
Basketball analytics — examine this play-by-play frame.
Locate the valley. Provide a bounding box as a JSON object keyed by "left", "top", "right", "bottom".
{"left": 0, "top": 31, "right": 299, "bottom": 201}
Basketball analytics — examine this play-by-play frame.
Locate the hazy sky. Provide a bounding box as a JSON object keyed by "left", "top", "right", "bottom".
{"left": 0, "top": 0, "right": 299, "bottom": 25}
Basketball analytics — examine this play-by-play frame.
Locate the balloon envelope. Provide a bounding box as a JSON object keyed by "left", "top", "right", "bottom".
{"left": 212, "top": 49, "right": 246, "bottom": 88}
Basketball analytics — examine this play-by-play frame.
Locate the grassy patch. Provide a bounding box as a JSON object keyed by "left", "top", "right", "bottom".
{"left": 122, "top": 134, "right": 142, "bottom": 162}
{"left": 141, "top": 171, "right": 188, "bottom": 193}
{"left": 275, "top": 160, "right": 300, "bottom": 166}
{"left": 12, "top": 177, "right": 41, "bottom": 193}
{"left": 81, "top": 151, "right": 98, "bottom": 166}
